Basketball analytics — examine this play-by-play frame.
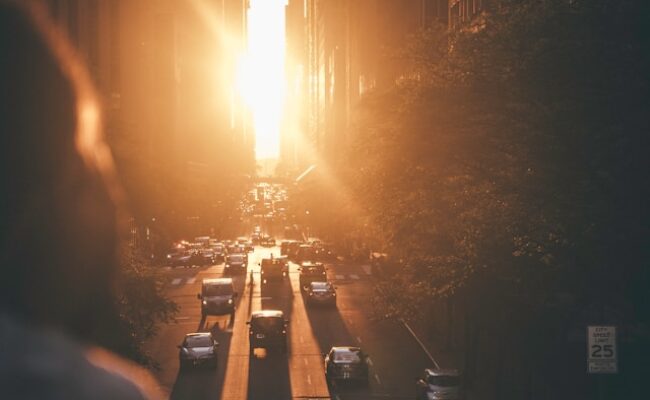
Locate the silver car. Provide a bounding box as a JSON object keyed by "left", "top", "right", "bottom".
{"left": 178, "top": 332, "right": 219, "bottom": 370}
{"left": 306, "top": 281, "right": 337, "bottom": 307}
{"left": 415, "top": 369, "right": 464, "bottom": 400}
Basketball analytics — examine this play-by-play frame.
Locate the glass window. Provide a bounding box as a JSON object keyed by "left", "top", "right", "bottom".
{"left": 204, "top": 284, "right": 233, "bottom": 296}
{"left": 185, "top": 335, "right": 213, "bottom": 347}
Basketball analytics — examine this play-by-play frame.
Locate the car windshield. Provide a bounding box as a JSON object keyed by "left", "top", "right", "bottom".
{"left": 333, "top": 350, "right": 362, "bottom": 363}
{"left": 185, "top": 336, "right": 213, "bottom": 348}
{"left": 427, "top": 376, "right": 461, "bottom": 387}
{"left": 204, "top": 284, "right": 233, "bottom": 296}
{"left": 228, "top": 255, "right": 244, "bottom": 262}
{"left": 251, "top": 317, "right": 284, "bottom": 332}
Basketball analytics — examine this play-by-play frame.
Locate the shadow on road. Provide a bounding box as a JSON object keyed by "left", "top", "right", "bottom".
{"left": 168, "top": 266, "right": 247, "bottom": 400}
{"left": 246, "top": 279, "right": 293, "bottom": 399}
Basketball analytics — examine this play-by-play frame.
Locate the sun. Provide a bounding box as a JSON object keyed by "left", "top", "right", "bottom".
{"left": 237, "top": 0, "right": 287, "bottom": 160}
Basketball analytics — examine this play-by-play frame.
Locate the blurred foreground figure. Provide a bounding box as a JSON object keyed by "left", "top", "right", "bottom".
{"left": 0, "top": 2, "right": 160, "bottom": 399}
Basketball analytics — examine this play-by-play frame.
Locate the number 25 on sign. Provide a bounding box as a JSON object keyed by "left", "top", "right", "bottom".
{"left": 587, "top": 326, "right": 618, "bottom": 374}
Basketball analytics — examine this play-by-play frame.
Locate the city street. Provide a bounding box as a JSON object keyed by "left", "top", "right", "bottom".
{"left": 146, "top": 245, "right": 434, "bottom": 400}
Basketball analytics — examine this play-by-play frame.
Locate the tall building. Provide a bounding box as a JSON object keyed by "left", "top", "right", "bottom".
{"left": 41, "top": 0, "right": 251, "bottom": 236}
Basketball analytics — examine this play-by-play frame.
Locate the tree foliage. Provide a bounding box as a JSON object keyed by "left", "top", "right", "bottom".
{"left": 324, "top": 0, "right": 649, "bottom": 396}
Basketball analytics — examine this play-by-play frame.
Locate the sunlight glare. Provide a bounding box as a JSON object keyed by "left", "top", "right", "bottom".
{"left": 238, "top": 0, "right": 287, "bottom": 160}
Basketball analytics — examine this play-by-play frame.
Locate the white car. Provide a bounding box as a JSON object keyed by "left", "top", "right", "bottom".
{"left": 415, "top": 369, "right": 464, "bottom": 400}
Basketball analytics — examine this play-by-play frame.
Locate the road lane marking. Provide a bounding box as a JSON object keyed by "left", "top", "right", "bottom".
{"left": 350, "top": 274, "right": 360, "bottom": 280}
{"left": 304, "top": 358, "right": 309, "bottom": 366}
{"left": 335, "top": 274, "right": 345, "bottom": 280}
{"left": 307, "top": 374, "right": 312, "bottom": 385}
{"left": 186, "top": 277, "right": 196, "bottom": 284}
{"left": 374, "top": 373, "right": 382, "bottom": 384}
{"left": 163, "top": 266, "right": 172, "bottom": 271}
{"left": 171, "top": 278, "right": 182, "bottom": 285}
{"left": 300, "top": 335, "right": 304, "bottom": 343}
{"left": 361, "top": 265, "right": 371, "bottom": 275}
{"left": 367, "top": 357, "right": 373, "bottom": 366}
{"left": 356, "top": 336, "right": 362, "bottom": 343}
{"left": 175, "top": 316, "right": 190, "bottom": 321}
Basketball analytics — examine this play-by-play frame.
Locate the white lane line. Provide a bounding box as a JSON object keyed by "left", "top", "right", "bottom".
{"left": 366, "top": 357, "right": 373, "bottom": 366}
{"left": 350, "top": 274, "right": 360, "bottom": 280}
{"left": 186, "top": 277, "right": 196, "bottom": 284}
{"left": 356, "top": 336, "right": 362, "bottom": 343}
{"left": 171, "top": 278, "right": 182, "bottom": 285}
{"left": 175, "top": 316, "right": 190, "bottom": 321}
{"left": 300, "top": 335, "right": 304, "bottom": 344}
{"left": 361, "top": 265, "right": 371, "bottom": 275}
{"left": 374, "top": 374, "right": 382, "bottom": 384}
{"left": 307, "top": 374, "right": 312, "bottom": 385}
{"left": 163, "top": 266, "right": 172, "bottom": 271}
{"left": 335, "top": 274, "right": 345, "bottom": 280}
{"left": 304, "top": 358, "right": 309, "bottom": 366}
{"left": 334, "top": 394, "right": 341, "bottom": 400}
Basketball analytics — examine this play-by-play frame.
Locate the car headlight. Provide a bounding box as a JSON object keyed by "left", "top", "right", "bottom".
{"left": 228, "top": 299, "right": 233, "bottom": 304}
{"left": 202, "top": 300, "right": 207, "bottom": 305}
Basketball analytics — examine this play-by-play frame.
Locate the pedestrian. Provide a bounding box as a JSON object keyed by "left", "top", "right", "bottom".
{"left": 0, "top": 1, "right": 161, "bottom": 398}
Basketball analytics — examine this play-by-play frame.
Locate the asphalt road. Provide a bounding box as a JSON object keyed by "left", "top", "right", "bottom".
{"left": 145, "top": 245, "right": 434, "bottom": 400}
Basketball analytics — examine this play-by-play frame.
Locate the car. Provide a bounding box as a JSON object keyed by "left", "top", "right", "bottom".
{"left": 198, "top": 278, "right": 237, "bottom": 318}
{"left": 260, "top": 256, "right": 288, "bottom": 284}
{"left": 247, "top": 310, "right": 289, "bottom": 354}
{"left": 178, "top": 332, "right": 219, "bottom": 370}
{"left": 280, "top": 240, "right": 299, "bottom": 256}
{"left": 224, "top": 253, "right": 247, "bottom": 275}
{"left": 324, "top": 346, "right": 369, "bottom": 385}
{"left": 167, "top": 250, "right": 192, "bottom": 267}
{"left": 298, "top": 262, "right": 327, "bottom": 290}
{"left": 295, "top": 244, "right": 317, "bottom": 263}
{"left": 306, "top": 281, "right": 337, "bottom": 307}
{"left": 237, "top": 238, "right": 254, "bottom": 252}
{"left": 199, "top": 249, "right": 217, "bottom": 265}
{"left": 259, "top": 236, "right": 276, "bottom": 247}
{"left": 415, "top": 369, "right": 464, "bottom": 400}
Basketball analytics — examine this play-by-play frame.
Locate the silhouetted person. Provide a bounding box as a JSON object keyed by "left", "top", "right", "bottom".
{"left": 0, "top": 2, "right": 160, "bottom": 398}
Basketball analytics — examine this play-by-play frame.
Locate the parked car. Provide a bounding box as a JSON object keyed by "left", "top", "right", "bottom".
{"left": 324, "top": 346, "right": 369, "bottom": 385}
{"left": 298, "top": 262, "right": 327, "bottom": 290}
{"left": 247, "top": 310, "right": 289, "bottom": 354}
{"left": 306, "top": 281, "right": 337, "bottom": 307}
{"left": 415, "top": 369, "right": 464, "bottom": 400}
{"left": 198, "top": 278, "right": 237, "bottom": 318}
{"left": 178, "top": 332, "right": 219, "bottom": 370}
{"left": 224, "top": 253, "right": 247, "bottom": 275}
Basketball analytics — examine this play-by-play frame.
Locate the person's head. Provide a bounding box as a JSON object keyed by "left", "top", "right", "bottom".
{"left": 0, "top": 1, "right": 124, "bottom": 341}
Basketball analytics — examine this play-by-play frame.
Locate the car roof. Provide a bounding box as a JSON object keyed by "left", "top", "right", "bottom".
{"left": 425, "top": 368, "right": 461, "bottom": 377}
{"left": 185, "top": 332, "right": 212, "bottom": 339}
{"left": 202, "top": 278, "right": 233, "bottom": 285}
{"left": 301, "top": 261, "right": 323, "bottom": 267}
{"left": 251, "top": 310, "right": 284, "bottom": 318}
{"left": 330, "top": 346, "right": 362, "bottom": 353}
{"left": 310, "top": 281, "right": 331, "bottom": 288}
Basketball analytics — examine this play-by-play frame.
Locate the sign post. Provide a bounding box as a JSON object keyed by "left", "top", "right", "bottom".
{"left": 587, "top": 326, "right": 617, "bottom": 374}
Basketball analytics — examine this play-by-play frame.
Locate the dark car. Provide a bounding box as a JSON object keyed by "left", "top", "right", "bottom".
{"left": 415, "top": 369, "right": 464, "bottom": 400}
{"left": 306, "top": 281, "right": 337, "bottom": 307}
{"left": 167, "top": 250, "right": 192, "bottom": 267}
{"left": 324, "top": 346, "right": 369, "bottom": 385}
{"left": 260, "top": 236, "right": 276, "bottom": 247}
{"left": 295, "top": 244, "right": 317, "bottom": 263}
{"left": 280, "top": 240, "right": 298, "bottom": 256}
{"left": 298, "top": 262, "right": 327, "bottom": 290}
{"left": 247, "top": 310, "right": 289, "bottom": 354}
{"left": 260, "top": 256, "right": 288, "bottom": 284}
{"left": 199, "top": 249, "right": 217, "bottom": 265}
{"left": 178, "top": 332, "right": 219, "bottom": 370}
{"left": 198, "top": 278, "right": 237, "bottom": 318}
{"left": 224, "top": 253, "right": 247, "bottom": 275}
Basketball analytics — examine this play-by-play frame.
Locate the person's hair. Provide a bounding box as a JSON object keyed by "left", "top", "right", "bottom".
{"left": 0, "top": 0, "right": 125, "bottom": 341}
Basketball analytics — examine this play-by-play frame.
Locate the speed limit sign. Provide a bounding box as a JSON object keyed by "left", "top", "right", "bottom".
{"left": 587, "top": 326, "right": 617, "bottom": 373}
